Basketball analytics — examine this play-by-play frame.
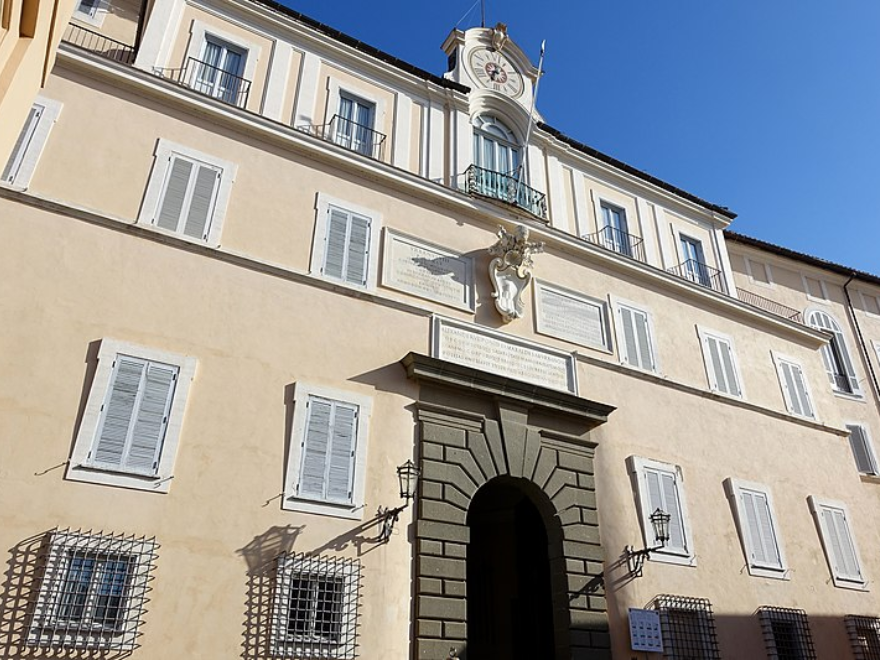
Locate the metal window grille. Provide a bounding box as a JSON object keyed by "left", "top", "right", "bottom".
{"left": 847, "top": 616, "right": 880, "bottom": 660}
{"left": 271, "top": 552, "right": 361, "bottom": 659}
{"left": 653, "top": 595, "right": 720, "bottom": 660}
{"left": 27, "top": 528, "right": 158, "bottom": 651}
{"left": 757, "top": 607, "right": 816, "bottom": 660}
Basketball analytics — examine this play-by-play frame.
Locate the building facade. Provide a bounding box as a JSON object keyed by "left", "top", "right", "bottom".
{"left": 2, "top": 1, "right": 880, "bottom": 658}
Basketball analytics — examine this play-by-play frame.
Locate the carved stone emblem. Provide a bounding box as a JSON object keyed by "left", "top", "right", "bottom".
{"left": 491, "top": 23, "right": 509, "bottom": 51}
{"left": 488, "top": 224, "right": 544, "bottom": 322}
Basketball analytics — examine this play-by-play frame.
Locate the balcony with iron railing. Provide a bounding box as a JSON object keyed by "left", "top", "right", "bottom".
{"left": 737, "top": 288, "right": 804, "bottom": 324}
{"left": 153, "top": 58, "right": 252, "bottom": 108}
{"left": 61, "top": 22, "right": 135, "bottom": 64}
{"left": 667, "top": 259, "right": 727, "bottom": 294}
{"left": 297, "top": 115, "right": 387, "bottom": 161}
{"left": 460, "top": 164, "right": 547, "bottom": 219}
{"left": 583, "top": 225, "right": 646, "bottom": 263}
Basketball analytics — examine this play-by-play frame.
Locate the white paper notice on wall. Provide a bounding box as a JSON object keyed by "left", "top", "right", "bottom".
{"left": 629, "top": 608, "right": 663, "bottom": 653}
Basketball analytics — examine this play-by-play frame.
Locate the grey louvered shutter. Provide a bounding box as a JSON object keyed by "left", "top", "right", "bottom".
{"left": 718, "top": 339, "right": 741, "bottom": 396}
{"left": 705, "top": 335, "right": 741, "bottom": 396}
{"left": 126, "top": 362, "right": 177, "bottom": 474}
{"left": 810, "top": 311, "right": 860, "bottom": 394}
{"left": 326, "top": 403, "right": 357, "bottom": 502}
{"left": 183, "top": 163, "right": 220, "bottom": 240}
{"left": 824, "top": 507, "right": 862, "bottom": 581}
{"left": 323, "top": 208, "right": 350, "bottom": 280}
{"left": 300, "top": 397, "right": 333, "bottom": 499}
{"left": 344, "top": 214, "right": 371, "bottom": 286}
{"left": 620, "top": 307, "right": 639, "bottom": 367}
{"left": 741, "top": 490, "right": 781, "bottom": 569}
{"left": 634, "top": 310, "right": 654, "bottom": 371}
{"left": 790, "top": 363, "right": 813, "bottom": 418}
{"left": 645, "top": 468, "right": 685, "bottom": 553}
{"left": 847, "top": 425, "right": 878, "bottom": 475}
{"left": 2, "top": 105, "right": 42, "bottom": 183}
{"left": 779, "top": 360, "right": 812, "bottom": 417}
{"left": 156, "top": 157, "right": 193, "bottom": 231}
{"left": 92, "top": 357, "right": 145, "bottom": 468}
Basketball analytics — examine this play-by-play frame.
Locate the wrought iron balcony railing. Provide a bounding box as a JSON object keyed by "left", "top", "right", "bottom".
{"left": 156, "top": 57, "right": 251, "bottom": 108}
{"left": 668, "top": 259, "right": 727, "bottom": 294}
{"left": 737, "top": 288, "right": 804, "bottom": 324}
{"left": 62, "top": 23, "right": 135, "bottom": 64}
{"left": 461, "top": 164, "right": 547, "bottom": 218}
{"left": 583, "top": 225, "right": 646, "bottom": 263}
{"left": 298, "top": 115, "right": 387, "bottom": 161}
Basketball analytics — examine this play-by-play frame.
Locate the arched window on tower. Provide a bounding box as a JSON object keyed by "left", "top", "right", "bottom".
{"left": 473, "top": 114, "right": 521, "bottom": 176}
{"left": 807, "top": 310, "right": 861, "bottom": 395}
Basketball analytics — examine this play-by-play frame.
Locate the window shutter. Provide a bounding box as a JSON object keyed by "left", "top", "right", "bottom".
{"left": 809, "top": 311, "right": 860, "bottom": 394}
{"left": 344, "top": 214, "right": 370, "bottom": 286}
{"left": 620, "top": 307, "right": 638, "bottom": 366}
{"left": 323, "top": 209, "right": 350, "bottom": 280}
{"left": 847, "top": 425, "right": 877, "bottom": 475}
{"left": 718, "top": 339, "right": 741, "bottom": 396}
{"left": 705, "top": 336, "right": 724, "bottom": 391}
{"left": 790, "top": 363, "right": 813, "bottom": 418}
{"left": 93, "top": 358, "right": 145, "bottom": 468}
{"left": 824, "top": 507, "right": 861, "bottom": 581}
{"left": 634, "top": 310, "right": 654, "bottom": 371}
{"left": 300, "top": 398, "right": 333, "bottom": 499}
{"left": 620, "top": 306, "right": 653, "bottom": 371}
{"left": 183, "top": 164, "right": 219, "bottom": 240}
{"left": 126, "top": 362, "right": 177, "bottom": 474}
{"left": 156, "top": 157, "right": 193, "bottom": 231}
{"left": 326, "top": 403, "right": 357, "bottom": 502}
{"left": 645, "top": 468, "right": 685, "bottom": 552}
{"left": 705, "top": 335, "right": 741, "bottom": 396}
{"left": 741, "top": 489, "right": 781, "bottom": 569}
{"left": 779, "top": 360, "right": 812, "bottom": 417}
{"left": 2, "top": 105, "right": 42, "bottom": 183}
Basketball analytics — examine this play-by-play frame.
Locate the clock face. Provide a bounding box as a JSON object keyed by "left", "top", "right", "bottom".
{"left": 468, "top": 48, "right": 524, "bottom": 97}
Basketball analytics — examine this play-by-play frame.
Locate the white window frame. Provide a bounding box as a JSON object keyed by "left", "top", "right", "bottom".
{"left": 66, "top": 339, "right": 197, "bottom": 493}
{"left": 283, "top": 382, "right": 372, "bottom": 520}
{"left": 534, "top": 281, "right": 612, "bottom": 353}
{"left": 137, "top": 138, "right": 237, "bottom": 246}
{"left": 1, "top": 96, "right": 62, "bottom": 188}
{"left": 808, "top": 496, "right": 868, "bottom": 590}
{"left": 744, "top": 256, "right": 774, "bottom": 288}
{"left": 325, "top": 78, "right": 387, "bottom": 141}
{"left": 696, "top": 326, "right": 745, "bottom": 398}
{"left": 627, "top": 456, "right": 696, "bottom": 567}
{"left": 183, "top": 20, "right": 261, "bottom": 104}
{"left": 806, "top": 308, "right": 862, "bottom": 398}
{"left": 270, "top": 553, "right": 360, "bottom": 658}
{"left": 611, "top": 296, "right": 659, "bottom": 373}
{"left": 802, "top": 273, "right": 829, "bottom": 303}
{"left": 72, "top": 0, "right": 107, "bottom": 27}
{"left": 309, "top": 193, "right": 382, "bottom": 291}
{"left": 846, "top": 423, "right": 880, "bottom": 477}
{"left": 772, "top": 351, "right": 816, "bottom": 420}
{"left": 724, "top": 478, "right": 788, "bottom": 579}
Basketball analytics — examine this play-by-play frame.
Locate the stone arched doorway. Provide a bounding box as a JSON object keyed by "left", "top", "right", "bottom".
{"left": 467, "top": 477, "right": 556, "bottom": 659}
{"left": 403, "top": 353, "right": 615, "bottom": 660}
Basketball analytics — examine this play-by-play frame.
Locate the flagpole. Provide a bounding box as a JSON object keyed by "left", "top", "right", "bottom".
{"left": 516, "top": 40, "right": 545, "bottom": 209}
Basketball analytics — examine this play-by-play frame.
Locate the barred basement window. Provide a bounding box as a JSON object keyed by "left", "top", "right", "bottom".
{"left": 757, "top": 607, "right": 816, "bottom": 660}
{"left": 271, "top": 553, "right": 361, "bottom": 658}
{"left": 28, "top": 528, "right": 158, "bottom": 650}
{"left": 653, "top": 595, "right": 720, "bottom": 659}
{"left": 846, "top": 616, "right": 880, "bottom": 660}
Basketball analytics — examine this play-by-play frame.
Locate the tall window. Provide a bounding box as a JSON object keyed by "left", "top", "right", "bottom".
{"left": 725, "top": 479, "right": 786, "bottom": 578}
{"left": 473, "top": 115, "right": 520, "bottom": 175}
{"left": 809, "top": 496, "right": 866, "bottom": 589}
{"left": 679, "top": 235, "right": 709, "bottom": 286}
{"left": 195, "top": 37, "right": 246, "bottom": 105}
{"left": 335, "top": 94, "right": 376, "bottom": 157}
{"left": 614, "top": 301, "right": 657, "bottom": 373}
{"left": 600, "top": 203, "right": 631, "bottom": 256}
{"left": 697, "top": 327, "right": 743, "bottom": 397}
{"left": 773, "top": 354, "right": 815, "bottom": 419}
{"left": 807, "top": 310, "right": 860, "bottom": 395}
{"left": 628, "top": 457, "right": 694, "bottom": 564}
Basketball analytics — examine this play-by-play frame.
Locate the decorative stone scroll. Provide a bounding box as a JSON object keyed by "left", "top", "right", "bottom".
{"left": 488, "top": 224, "right": 544, "bottom": 323}
{"left": 381, "top": 230, "right": 475, "bottom": 311}
{"left": 432, "top": 316, "right": 577, "bottom": 394}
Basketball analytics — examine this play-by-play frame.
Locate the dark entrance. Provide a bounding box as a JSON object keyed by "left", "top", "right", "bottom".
{"left": 466, "top": 479, "right": 555, "bottom": 659}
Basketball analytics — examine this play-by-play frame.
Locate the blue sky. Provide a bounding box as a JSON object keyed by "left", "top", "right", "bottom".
{"left": 285, "top": 0, "right": 880, "bottom": 274}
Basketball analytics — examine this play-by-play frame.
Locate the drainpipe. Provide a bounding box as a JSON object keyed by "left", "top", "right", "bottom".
{"left": 843, "top": 273, "right": 880, "bottom": 406}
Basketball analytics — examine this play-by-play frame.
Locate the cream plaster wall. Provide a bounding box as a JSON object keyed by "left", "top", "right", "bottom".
{"left": 68, "top": 0, "right": 140, "bottom": 46}
{"left": 279, "top": 44, "right": 301, "bottom": 125}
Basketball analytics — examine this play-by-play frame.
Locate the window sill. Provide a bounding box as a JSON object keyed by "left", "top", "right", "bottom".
{"left": 831, "top": 577, "right": 869, "bottom": 592}
{"left": 859, "top": 474, "right": 880, "bottom": 485}
{"left": 649, "top": 551, "right": 696, "bottom": 568}
{"left": 65, "top": 463, "right": 173, "bottom": 493}
{"left": 282, "top": 496, "right": 364, "bottom": 521}
{"left": 747, "top": 566, "right": 791, "bottom": 581}
{"left": 832, "top": 389, "right": 865, "bottom": 402}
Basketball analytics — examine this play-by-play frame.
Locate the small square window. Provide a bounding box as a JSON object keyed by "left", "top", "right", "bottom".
{"left": 745, "top": 257, "right": 774, "bottom": 287}
{"left": 28, "top": 528, "right": 158, "bottom": 650}
{"left": 757, "top": 607, "right": 816, "bottom": 660}
{"left": 846, "top": 615, "right": 880, "bottom": 660}
{"left": 803, "top": 275, "right": 828, "bottom": 302}
{"left": 653, "top": 595, "right": 720, "bottom": 659}
{"left": 271, "top": 553, "right": 361, "bottom": 658}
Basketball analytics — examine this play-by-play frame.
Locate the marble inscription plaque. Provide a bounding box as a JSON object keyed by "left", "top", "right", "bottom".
{"left": 382, "top": 230, "right": 474, "bottom": 311}
{"left": 433, "top": 317, "right": 577, "bottom": 393}
{"left": 536, "top": 282, "right": 608, "bottom": 350}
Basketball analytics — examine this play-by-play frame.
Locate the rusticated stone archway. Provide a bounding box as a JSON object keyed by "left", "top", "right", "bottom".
{"left": 402, "top": 353, "right": 615, "bottom": 660}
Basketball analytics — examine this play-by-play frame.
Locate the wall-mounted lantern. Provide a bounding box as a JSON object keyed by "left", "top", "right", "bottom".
{"left": 377, "top": 460, "right": 420, "bottom": 543}
{"left": 625, "top": 508, "right": 671, "bottom": 577}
